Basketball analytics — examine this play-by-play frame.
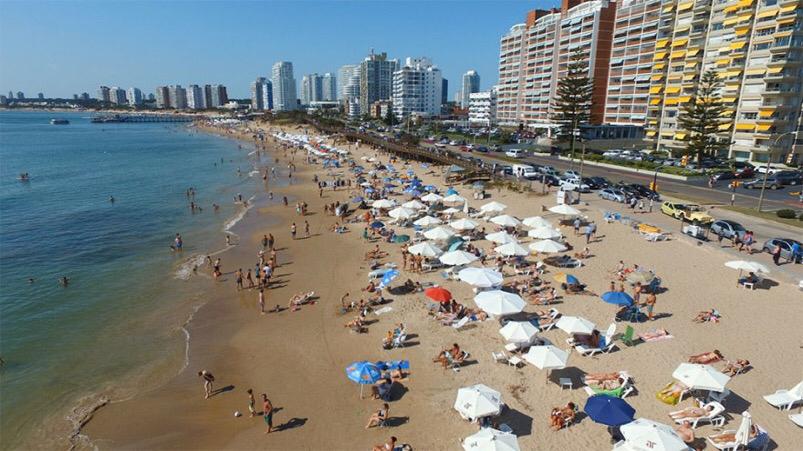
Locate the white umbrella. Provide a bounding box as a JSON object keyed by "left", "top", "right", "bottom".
{"left": 527, "top": 227, "right": 562, "bottom": 240}
{"left": 388, "top": 206, "right": 416, "bottom": 220}
{"left": 444, "top": 194, "right": 467, "bottom": 204}
{"left": 421, "top": 192, "right": 443, "bottom": 203}
{"left": 480, "top": 201, "right": 508, "bottom": 213}
{"left": 529, "top": 239, "right": 567, "bottom": 253}
{"left": 523, "top": 345, "right": 569, "bottom": 370}
{"left": 450, "top": 218, "right": 479, "bottom": 231}
{"left": 462, "top": 428, "right": 521, "bottom": 451}
{"left": 402, "top": 199, "right": 426, "bottom": 210}
{"left": 414, "top": 215, "right": 442, "bottom": 227}
{"left": 440, "top": 250, "right": 479, "bottom": 266}
{"left": 486, "top": 231, "right": 518, "bottom": 245}
{"left": 459, "top": 267, "right": 504, "bottom": 287}
{"left": 724, "top": 260, "right": 770, "bottom": 274}
{"left": 621, "top": 418, "right": 690, "bottom": 451}
{"left": 494, "top": 242, "right": 529, "bottom": 257}
{"left": 372, "top": 199, "right": 396, "bottom": 209}
{"left": 499, "top": 321, "right": 539, "bottom": 344}
{"left": 548, "top": 204, "right": 581, "bottom": 216}
{"left": 489, "top": 215, "right": 521, "bottom": 228}
{"left": 424, "top": 226, "right": 456, "bottom": 241}
{"left": 408, "top": 241, "right": 442, "bottom": 257}
{"left": 672, "top": 363, "right": 731, "bottom": 392}
{"left": 454, "top": 384, "right": 503, "bottom": 420}
{"left": 523, "top": 216, "right": 553, "bottom": 229}
{"left": 555, "top": 316, "right": 596, "bottom": 335}
{"left": 734, "top": 411, "right": 752, "bottom": 448}
{"left": 474, "top": 290, "right": 526, "bottom": 316}
{"left": 442, "top": 207, "right": 461, "bottom": 215}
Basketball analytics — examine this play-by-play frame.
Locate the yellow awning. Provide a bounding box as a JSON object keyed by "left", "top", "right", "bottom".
{"left": 758, "top": 110, "right": 774, "bottom": 117}
{"left": 730, "top": 41, "right": 747, "bottom": 50}
{"left": 660, "top": 131, "right": 674, "bottom": 137}
{"left": 724, "top": 69, "right": 742, "bottom": 77}
{"left": 722, "top": 97, "right": 737, "bottom": 102}
{"left": 737, "top": 13, "right": 753, "bottom": 22}
{"left": 723, "top": 17, "right": 739, "bottom": 26}
{"left": 678, "top": 1, "right": 694, "bottom": 11}
{"left": 767, "top": 66, "right": 784, "bottom": 73}
{"left": 669, "top": 73, "right": 683, "bottom": 80}
{"left": 674, "top": 132, "right": 687, "bottom": 140}
{"left": 746, "top": 68, "right": 766, "bottom": 75}
{"left": 672, "top": 39, "right": 689, "bottom": 47}
{"left": 721, "top": 109, "right": 735, "bottom": 116}
{"left": 654, "top": 63, "right": 666, "bottom": 70}
{"left": 777, "top": 17, "right": 796, "bottom": 25}
{"left": 654, "top": 51, "right": 667, "bottom": 60}
{"left": 735, "top": 123, "right": 754, "bottom": 131}
{"left": 665, "top": 98, "right": 679, "bottom": 105}
{"left": 718, "top": 123, "right": 732, "bottom": 130}
{"left": 675, "top": 24, "right": 691, "bottom": 32}
{"left": 756, "top": 124, "right": 772, "bottom": 132}
{"left": 670, "top": 50, "right": 686, "bottom": 59}
{"left": 775, "top": 30, "right": 793, "bottom": 38}
{"left": 780, "top": 4, "right": 796, "bottom": 13}
{"left": 678, "top": 96, "right": 692, "bottom": 103}
{"left": 665, "top": 86, "right": 681, "bottom": 94}
{"left": 646, "top": 130, "right": 657, "bottom": 137}
{"left": 735, "top": 28, "right": 749, "bottom": 36}
{"left": 656, "top": 39, "right": 669, "bottom": 48}
{"left": 716, "top": 58, "right": 730, "bottom": 65}
{"left": 649, "top": 86, "right": 663, "bottom": 94}
{"left": 756, "top": 9, "right": 779, "bottom": 18}
{"left": 649, "top": 120, "right": 658, "bottom": 125}
{"left": 651, "top": 74, "right": 664, "bottom": 81}
{"left": 662, "top": 5, "right": 674, "bottom": 13}
{"left": 685, "top": 61, "right": 698, "bottom": 67}
{"left": 686, "top": 48, "right": 700, "bottom": 57}
{"left": 683, "top": 73, "right": 696, "bottom": 80}
{"left": 650, "top": 98, "right": 662, "bottom": 105}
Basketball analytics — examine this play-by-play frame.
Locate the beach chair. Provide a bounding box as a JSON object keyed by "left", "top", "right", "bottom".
{"left": 583, "top": 384, "right": 633, "bottom": 399}
{"left": 672, "top": 401, "right": 726, "bottom": 428}
{"left": 392, "top": 333, "right": 407, "bottom": 348}
{"left": 706, "top": 425, "right": 769, "bottom": 451}
{"left": 763, "top": 380, "right": 803, "bottom": 410}
{"left": 620, "top": 325, "right": 638, "bottom": 346}
{"left": 575, "top": 339, "right": 617, "bottom": 357}
{"left": 790, "top": 413, "right": 803, "bottom": 427}
{"left": 452, "top": 316, "right": 470, "bottom": 330}
{"left": 536, "top": 309, "right": 560, "bottom": 332}
{"left": 492, "top": 351, "right": 509, "bottom": 364}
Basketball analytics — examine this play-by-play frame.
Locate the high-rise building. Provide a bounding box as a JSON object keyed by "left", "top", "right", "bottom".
{"left": 80, "top": 92, "right": 90, "bottom": 101}
{"left": 127, "top": 87, "right": 143, "bottom": 106}
{"left": 15, "top": 91, "right": 24, "bottom": 100}
{"left": 343, "top": 66, "right": 361, "bottom": 101}
{"left": 321, "top": 73, "right": 337, "bottom": 101}
{"left": 301, "top": 73, "right": 324, "bottom": 105}
{"left": 203, "top": 85, "right": 213, "bottom": 108}
{"left": 441, "top": 78, "right": 449, "bottom": 106}
{"left": 359, "top": 51, "right": 398, "bottom": 115}
{"left": 37, "top": 93, "right": 44, "bottom": 100}
{"left": 7, "top": 91, "right": 12, "bottom": 99}
{"left": 155, "top": 86, "right": 170, "bottom": 109}
{"left": 187, "top": 84, "right": 205, "bottom": 109}
{"left": 97, "top": 86, "right": 110, "bottom": 103}
{"left": 209, "top": 85, "right": 228, "bottom": 108}
{"left": 272, "top": 61, "right": 298, "bottom": 112}
{"left": 460, "top": 70, "right": 481, "bottom": 108}
{"left": 0, "top": 95, "right": 7, "bottom": 105}
{"left": 392, "top": 57, "right": 443, "bottom": 118}
{"left": 469, "top": 89, "right": 498, "bottom": 126}
{"left": 110, "top": 87, "right": 127, "bottom": 105}
{"left": 72, "top": 94, "right": 79, "bottom": 101}
{"left": 251, "top": 77, "right": 267, "bottom": 110}
{"left": 168, "top": 85, "right": 187, "bottom": 109}
{"left": 338, "top": 65, "right": 358, "bottom": 100}
{"left": 262, "top": 80, "right": 273, "bottom": 110}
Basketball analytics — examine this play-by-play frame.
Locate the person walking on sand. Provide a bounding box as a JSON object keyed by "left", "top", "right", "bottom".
{"left": 573, "top": 217, "right": 581, "bottom": 236}
{"left": 262, "top": 234, "right": 269, "bottom": 249}
{"left": 247, "top": 389, "right": 256, "bottom": 417}
{"left": 246, "top": 269, "right": 255, "bottom": 288}
{"left": 290, "top": 222, "right": 297, "bottom": 240}
{"left": 644, "top": 292, "right": 657, "bottom": 321}
{"left": 262, "top": 394, "right": 274, "bottom": 434}
{"left": 235, "top": 269, "right": 243, "bottom": 291}
{"left": 268, "top": 233, "right": 274, "bottom": 250}
{"left": 772, "top": 244, "right": 782, "bottom": 266}
{"left": 258, "top": 288, "right": 266, "bottom": 314}
{"left": 304, "top": 220, "right": 310, "bottom": 238}
{"left": 198, "top": 370, "right": 215, "bottom": 399}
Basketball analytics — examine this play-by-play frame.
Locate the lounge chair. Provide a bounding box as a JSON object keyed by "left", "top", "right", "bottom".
{"left": 763, "top": 380, "right": 803, "bottom": 410}
{"left": 492, "top": 351, "right": 508, "bottom": 364}
{"left": 706, "top": 425, "right": 769, "bottom": 451}
{"left": 706, "top": 388, "right": 731, "bottom": 404}
{"left": 583, "top": 384, "right": 634, "bottom": 399}
{"left": 620, "top": 325, "right": 639, "bottom": 346}
{"left": 671, "top": 401, "right": 726, "bottom": 428}
{"left": 534, "top": 309, "right": 560, "bottom": 332}
{"left": 445, "top": 350, "right": 469, "bottom": 372}
{"left": 574, "top": 338, "right": 617, "bottom": 357}
{"left": 656, "top": 382, "right": 690, "bottom": 405}
{"left": 790, "top": 413, "right": 803, "bottom": 427}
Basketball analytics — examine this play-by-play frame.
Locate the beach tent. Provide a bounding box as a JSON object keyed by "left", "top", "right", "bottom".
{"left": 490, "top": 215, "right": 521, "bottom": 228}
{"left": 372, "top": 199, "right": 396, "bottom": 209}
{"left": 499, "top": 321, "right": 539, "bottom": 344}
{"left": 450, "top": 218, "right": 479, "bottom": 231}
{"left": 555, "top": 316, "right": 596, "bottom": 335}
{"left": 584, "top": 395, "right": 636, "bottom": 426}
{"left": 459, "top": 268, "right": 504, "bottom": 288}
{"left": 523, "top": 216, "right": 553, "bottom": 229}
{"left": 424, "top": 226, "right": 456, "bottom": 241}
{"left": 444, "top": 194, "right": 467, "bottom": 204}
{"left": 345, "top": 361, "right": 382, "bottom": 398}
{"left": 480, "top": 201, "right": 508, "bottom": 214}
{"left": 620, "top": 418, "right": 690, "bottom": 451}
{"left": 494, "top": 242, "right": 530, "bottom": 257}
{"left": 462, "top": 428, "right": 521, "bottom": 451}
{"left": 474, "top": 290, "right": 526, "bottom": 316}
{"left": 485, "top": 231, "right": 518, "bottom": 245}
{"left": 548, "top": 204, "right": 581, "bottom": 216}
{"left": 408, "top": 241, "right": 443, "bottom": 257}
{"left": 672, "top": 363, "right": 730, "bottom": 392}
{"left": 454, "top": 384, "right": 503, "bottom": 420}
{"left": 527, "top": 227, "right": 562, "bottom": 240}
{"left": 414, "top": 216, "right": 442, "bottom": 227}
{"left": 439, "top": 250, "right": 479, "bottom": 266}
{"left": 402, "top": 200, "right": 427, "bottom": 210}
{"left": 529, "top": 239, "right": 567, "bottom": 253}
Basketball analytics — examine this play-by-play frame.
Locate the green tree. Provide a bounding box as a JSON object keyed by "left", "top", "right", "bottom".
{"left": 678, "top": 69, "right": 728, "bottom": 163}
{"left": 551, "top": 49, "right": 593, "bottom": 159}
{"left": 384, "top": 108, "right": 397, "bottom": 126}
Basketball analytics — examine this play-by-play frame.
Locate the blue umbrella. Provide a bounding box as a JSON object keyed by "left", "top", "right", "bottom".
{"left": 446, "top": 187, "right": 459, "bottom": 195}
{"left": 345, "top": 361, "right": 382, "bottom": 398}
{"left": 600, "top": 291, "right": 634, "bottom": 306}
{"left": 351, "top": 196, "right": 364, "bottom": 204}
{"left": 424, "top": 185, "right": 437, "bottom": 192}
{"left": 365, "top": 187, "right": 375, "bottom": 193}
{"left": 584, "top": 395, "right": 635, "bottom": 426}
{"left": 370, "top": 220, "right": 385, "bottom": 229}
{"left": 380, "top": 269, "right": 399, "bottom": 288}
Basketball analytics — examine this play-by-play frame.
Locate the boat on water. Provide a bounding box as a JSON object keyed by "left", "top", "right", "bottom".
{"left": 50, "top": 119, "right": 70, "bottom": 125}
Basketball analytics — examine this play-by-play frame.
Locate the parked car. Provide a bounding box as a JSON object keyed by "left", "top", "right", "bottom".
{"left": 475, "top": 146, "right": 489, "bottom": 153}
{"left": 588, "top": 176, "right": 611, "bottom": 189}
{"left": 599, "top": 188, "right": 626, "bottom": 202}
{"left": 541, "top": 174, "right": 561, "bottom": 186}
{"left": 539, "top": 165, "right": 557, "bottom": 175}
{"left": 559, "top": 178, "right": 591, "bottom": 192}
{"left": 563, "top": 170, "right": 581, "bottom": 178}
{"left": 627, "top": 184, "right": 661, "bottom": 200}
{"left": 733, "top": 166, "right": 755, "bottom": 179}
{"left": 712, "top": 172, "right": 737, "bottom": 181}
{"left": 762, "top": 238, "right": 802, "bottom": 263}
{"left": 773, "top": 171, "right": 802, "bottom": 186}
{"left": 582, "top": 177, "right": 604, "bottom": 190}
{"left": 505, "top": 148, "right": 525, "bottom": 158}
{"left": 710, "top": 220, "right": 746, "bottom": 241}
{"left": 660, "top": 201, "right": 715, "bottom": 224}
{"left": 742, "top": 176, "right": 785, "bottom": 190}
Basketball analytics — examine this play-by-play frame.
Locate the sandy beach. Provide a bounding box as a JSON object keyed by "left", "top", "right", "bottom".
{"left": 82, "top": 120, "right": 803, "bottom": 451}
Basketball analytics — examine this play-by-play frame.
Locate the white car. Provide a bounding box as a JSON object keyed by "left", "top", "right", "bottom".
{"left": 449, "top": 140, "right": 458, "bottom": 146}
{"left": 563, "top": 170, "right": 581, "bottom": 178}
{"left": 505, "top": 149, "right": 525, "bottom": 158}
{"left": 559, "top": 178, "right": 590, "bottom": 192}
{"left": 599, "top": 188, "right": 626, "bottom": 202}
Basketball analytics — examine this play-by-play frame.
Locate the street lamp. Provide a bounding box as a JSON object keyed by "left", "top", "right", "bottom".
{"left": 757, "top": 130, "right": 798, "bottom": 212}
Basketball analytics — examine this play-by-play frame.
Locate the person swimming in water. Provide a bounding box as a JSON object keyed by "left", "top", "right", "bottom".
{"left": 59, "top": 276, "right": 70, "bottom": 286}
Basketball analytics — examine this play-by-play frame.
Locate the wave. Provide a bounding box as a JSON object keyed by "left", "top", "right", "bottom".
{"left": 179, "top": 302, "right": 203, "bottom": 373}
{"left": 224, "top": 195, "right": 256, "bottom": 235}
{"left": 248, "top": 170, "right": 260, "bottom": 177}
{"left": 174, "top": 254, "right": 206, "bottom": 280}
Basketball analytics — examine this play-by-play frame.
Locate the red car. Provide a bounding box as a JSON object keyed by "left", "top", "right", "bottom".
{"left": 734, "top": 166, "right": 755, "bottom": 178}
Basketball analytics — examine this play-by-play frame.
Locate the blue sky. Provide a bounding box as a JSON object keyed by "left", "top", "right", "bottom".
{"left": 0, "top": 0, "right": 558, "bottom": 99}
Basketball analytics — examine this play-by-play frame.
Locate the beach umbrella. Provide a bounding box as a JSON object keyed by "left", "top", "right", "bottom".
{"left": 444, "top": 194, "right": 467, "bottom": 204}
{"left": 480, "top": 201, "right": 508, "bottom": 214}
{"left": 414, "top": 215, "right": 442, "bottom": 227}
{"left": 450, "top": 218, "right": 479, "bottom": 231}
{"left": 370, "top": 220, "right": 386, "bottom": 229}
{"left": 424, "top": 185, "right": 437, "bottom": 192}
{"left": 523, "top": 345, "right": 569, "bottom": 370}
{"left": 372, "top": 199, "right": 396, "bottom": 209}
{"left": 459, "top": 268, "right": 504, "bottom": 288}
{"left": 600, "top": 291, "right": 634, "bottom": 307}
{"left": 494, "top": 242, "right": 530, "bottom": 257}
{"left": 474, "top": 290, "right": 526, "bottom": 316}
{"left": 388, "top": 207, "right": 416, "bottom": 220}
{"left": 462, "top": 428, "right": 521, "bottom": 451}
{"left": 529, "top": 239, "right": 567, "bottom": 253}
{"left": 499, "top": 321, "right": 539, "bottom": 344}
{"left": 406, "top": 189, "right": 422, "bottom": 198}
{"left": 424, "top": 226, "right": 456, "bottom": 241}
{"left": 548, "top": 204, "right": 581, "bottom": 216}
{"left": 584, "top": 395, "right": 636, "bottom": 427}
{"left": 439, "top": 250, "right": 479, "bottom": 266}
{"left": 425, "top": 287, "right": 452, "bottom": 303}
{"left": 360, "top": 181, "right": 372, "bottom": 187}
{"left": 403, "top": 199, "right": 426, "bottom": 210}
{"left": 408, "top": 241, "right": 443, "bottom": 257}
{"left": 527, "top": 227, "right": 562, "bottom": 240}
{"left": 454, "top": 384, "right": 503, "bottom": 420}
{"left": 555, "top": 316, "right": 596, "bottom": 335}
{"left": 626, "top": 271, "right": 655, "bottom": 285}
{"left": 447, "top": 187, "right": 460, "bottom": 195}
{"left": 489, "top": 215, "right": 521, "bottom": 228}
{"left": 553, "top": 272, "right": 579, "bottom": 285}
{"left": 442, "top": 207, "right": 462, "bottom": 215}
{"left": 345, "top": 361, "right": 382, "bottom": 398}
{"left": 734, "top": 411, "right": 752, "bottom": 448}
{"left": 621, "top": 418, "right": 690, "bottom": 451}
{"left": 351, "top": 196, "right": 364, "bottom": 204}
{"left": 485, "top": 231, "right": 518, "bottom": 245}
{"left": 379, "top": 269, "right": 399, "bottom": 289}
{"left": 522, "top": 216, "right": 553, "bottom": 229}
{"left": 672, "top": 363, "right": 731, "bottom": 392}
{"left": 724, "top": 260, "right": 770, "bottom": 275}
{"left": 421, "top": 192, "right": 443, "bottom": 203}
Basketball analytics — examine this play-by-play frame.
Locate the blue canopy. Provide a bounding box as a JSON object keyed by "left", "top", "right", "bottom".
{"left": 600, "top": 291, "right": 634, "bottom": 306}
{"left": 423, "top": 185, "right": 437, "bottom": 192}
{"left": 375, "top": 360, "right": 411, "bottom": 371}
{"left": 365, "top": 187, "right": 375, "bottom": 193}
{"left": 584, "top": 395, "right": 635, "bottom": 426}
{"left": 380, "top": 269, "right": 399, "bottom": 287}
{"left": 345, "top": 361, "right": 382, "bottom": 385}
{"left": 446, "top": 187, "right": 459, "bottom": 195}
{"left": 370, "top": 220, "right": 385, "bottom": 229}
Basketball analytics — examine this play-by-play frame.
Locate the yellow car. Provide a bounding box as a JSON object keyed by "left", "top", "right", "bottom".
{"left": 660, "top": 201, "right": 714, "bottom": 224}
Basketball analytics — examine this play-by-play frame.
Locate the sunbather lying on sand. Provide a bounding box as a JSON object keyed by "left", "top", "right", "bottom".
{"left": 710, "top": 425, "right": 760, "bottom": 443}
{"left": 722, "top": 359, "right": 750, "bottom": 376}
{"left": 674, "top": 421, "right": 695, "bottom": 444}
{"left": 364, "top": 245, "right": 389, "bottom": 260}
{"left": 345, "top": 316, "right": 365, "bottom": 332}
{"left": 530, "top": 287, "right": 557, "bottom": 305}
{"left": 659, "top": 382, "right": 688, "bottom": 398}
{"left": 638, "top": 329, "right": 671, "bottom": 340}
{"left": 288, "top": 291, "right": 315, "bottom": 307}
{"left": 549, "top": 402, "right": 576, "bottom": 431}
{"left": 688, "top": 350, "right": 723, "bottom": 364}
{"left": 693, "top": 309, "right": 721, "bottom": 323}
{"left": 585, "top": 372, "right": 623, "bottom": 387}
{"left": 669, "top": 404, "right": 715, "bottom": 420}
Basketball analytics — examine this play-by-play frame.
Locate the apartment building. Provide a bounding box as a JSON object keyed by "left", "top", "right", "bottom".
{"left": 359, "top": 51, "right": 398, "bottom": 116}
{"left": 469, "top": 89, "right": 498, "bottom": 126}
{"left": 392, "top": 57, "right": 443, "bottom": 118}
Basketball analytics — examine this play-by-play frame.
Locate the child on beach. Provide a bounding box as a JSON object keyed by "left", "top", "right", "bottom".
{"left": 247, "top": 389, "right": 256, "bottom": 417}
{"left": 198, "top": 370, "right": 215, "bottom": 399}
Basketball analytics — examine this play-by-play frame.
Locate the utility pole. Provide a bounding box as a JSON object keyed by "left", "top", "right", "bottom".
{"left": 577, "top": 143, "right": 586, "bottom": 201}
{"left": 757, "top": 131, "right": 797, "bottom": 212}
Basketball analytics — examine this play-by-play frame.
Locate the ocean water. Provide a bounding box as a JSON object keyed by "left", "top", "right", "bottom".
{"left": 0, "top": 111, "right": 260, "bottom": 448}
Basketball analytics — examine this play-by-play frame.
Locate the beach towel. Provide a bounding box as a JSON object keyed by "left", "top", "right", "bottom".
{"left": 638, "top": 331, "right": 674, "bottom": 342}
{"left": 374, "top": 307, "right": 393, "bottom": 316}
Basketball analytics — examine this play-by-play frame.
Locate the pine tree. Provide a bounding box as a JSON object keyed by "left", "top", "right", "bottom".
{"left": 384, "top": 108, "right": 397, "bottom": 126}
{"left": 677, "top": 70, "right": 728, "bottom": 163}
{"left": 551, "top": 49, "right": 593, "bottom": 159}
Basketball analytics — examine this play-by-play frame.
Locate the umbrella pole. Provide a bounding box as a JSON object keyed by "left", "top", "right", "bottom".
{"left": 360, "top": 384, "right": 364, "bottom": 399}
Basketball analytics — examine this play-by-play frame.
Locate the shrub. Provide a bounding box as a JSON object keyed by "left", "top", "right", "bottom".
{"left": 776, "top": 209, "right": 797, "bottom": 219}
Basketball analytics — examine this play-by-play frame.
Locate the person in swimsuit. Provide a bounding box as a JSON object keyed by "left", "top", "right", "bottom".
{"left": 262, "top": 393, "right": 273, "bottom": 433}
{"left": 198, "top": 370, "right": 215, "bottom": 399}
{"left": 372, "top": 436, "right": 397, "bottom": 451}
{"left": 365, "top": 403, "right": 389, "bottom": 429}
{"left": 258, "top": 288, "right": 265, "bottom": 314}
{"left": 247, "top": 389, "right": 256, "bottom": 417}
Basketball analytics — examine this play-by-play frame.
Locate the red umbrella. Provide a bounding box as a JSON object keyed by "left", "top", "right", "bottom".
{"left": 425, "top": 287, "right": 452, "bottom": 303}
